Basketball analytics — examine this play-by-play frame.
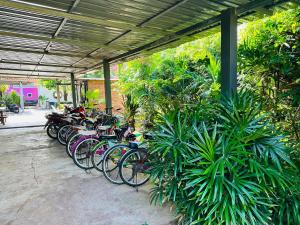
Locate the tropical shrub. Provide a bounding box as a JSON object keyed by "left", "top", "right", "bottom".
{"left": 149, "top": 91, "right": 299, "bottom": 225}
{"left": 239, "top": 9, "right": 300, "bottom": 169}
{"left": 122, "top": 94, "right": 139, "bottom": 129}
{"left": 2, "top": 91, "right": 20, "bottom": 106}
{"left": 84, "top": 89, "right": 104, "bottom": 109}
{"left": 117, "top": 55, "right": 220, "bottom": 127}
{"left": 0, "top": 84, "right": 8, "bottom": 99}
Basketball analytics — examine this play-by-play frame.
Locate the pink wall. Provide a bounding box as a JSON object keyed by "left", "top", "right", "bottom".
{"left": 6, "top": 86, "right": 39, "bottom": 101}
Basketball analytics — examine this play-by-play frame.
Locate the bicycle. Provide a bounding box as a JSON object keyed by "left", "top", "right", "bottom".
{"left": 101, "top": 132, "right": 144, "bottom": 185}
{"left": 118, "top": 134, "right": 152, "bottom": 187}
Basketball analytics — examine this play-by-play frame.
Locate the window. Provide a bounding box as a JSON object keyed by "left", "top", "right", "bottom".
{"left": 27, "top": 93, "right": 32, "bottom": 97}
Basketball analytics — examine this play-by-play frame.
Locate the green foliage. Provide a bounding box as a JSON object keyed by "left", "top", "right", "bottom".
{"left": 123, "top": 94, "right": 139, "bottom": 128}
{"left": 38, "top": 95, "right": 47, "bottom": 106}
{"left": 39, "top": 80, "right": 57, "bottom": 90}
{"left": 112, "top": 8, "right": 300, "bottom": 224}
{"left": 0, "top": 84, "right": 8, "bottom": 98}
{"left": 83, "top": 70, "right": 104, "bottom": 78}
{"left": 117, "top": 54, "right": 221, "bottom": 125}
{"left": 149, "top": 91, "right": 299, "bottom": 225}
{"left": 10, "top": 91, "right": 20, "bottom": 105}
{"left": 238, "top": 9, "right": 300, "bottom": 170}
{"left": 84, "top": 89, "right": 104, "bottom": 109}
{"left": 2, "top": 90, "right": 21, "bottom": 106}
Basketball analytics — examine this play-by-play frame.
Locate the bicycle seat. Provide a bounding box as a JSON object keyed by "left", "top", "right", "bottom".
{"left": 129, "top": 141, "right": 139, "bottom": 149}
{"left": 79, "top": 130, "right": 96, "bottom": 135}
{"left": 97, "top": 125, "right": 111, "bottom": 131}
{"left": 100, "top": 135, "right": 117, "bottom": 140}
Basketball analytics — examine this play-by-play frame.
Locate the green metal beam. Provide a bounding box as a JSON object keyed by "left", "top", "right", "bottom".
{"left": 103, "top": 60, "right": 112, "bottom": 115}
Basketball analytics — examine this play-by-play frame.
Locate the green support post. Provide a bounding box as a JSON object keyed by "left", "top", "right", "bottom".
{"left": 103, "top": 59, "right": 112, "bottom": 115}
{"left": 220, "top": 8, "right": 238, "bottom": 98}
{"left": 71, "top": 73, "right": 77, "bottom": 108}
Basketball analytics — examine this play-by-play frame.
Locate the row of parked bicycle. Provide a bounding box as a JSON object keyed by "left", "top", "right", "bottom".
{"left": 44, "top": 106, "right": 151, "bottom": 187}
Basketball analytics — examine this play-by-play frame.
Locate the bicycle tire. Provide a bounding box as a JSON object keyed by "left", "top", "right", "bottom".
{"left": 101, "top": 144, "right": 130, "bottom": 185}
{"left": 72, "top": 138, "right": 100, "bottom": 170}
{"left": 57, "top": 125, "right": 72, "bottom": 145}
{"left": 119, "top": 149, "right": 150, "bottom": 187}
{"left": 46, "top": 124, "right": 58, "bottom": 139}
{"left": 91, "top": 141, "right": 108, "bottom": 172}
{"left": 66, "top": 133, "right": 81, "bottom": 158}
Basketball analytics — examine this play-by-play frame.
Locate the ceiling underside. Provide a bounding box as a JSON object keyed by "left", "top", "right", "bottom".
{"left": 0, "top": 0, "right": 297, "bottom": 80}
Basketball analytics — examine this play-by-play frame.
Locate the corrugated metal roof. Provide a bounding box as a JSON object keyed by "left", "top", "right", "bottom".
{"left": 0, "top": 0, "right": 297, "bottom": 79}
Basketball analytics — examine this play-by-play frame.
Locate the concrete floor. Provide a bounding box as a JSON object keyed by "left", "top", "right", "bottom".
{"left": 0, "top": 128, "right": 175, "bottom": 225}
{"left": 2, "top": 108, "right": 51, "bottom": 128}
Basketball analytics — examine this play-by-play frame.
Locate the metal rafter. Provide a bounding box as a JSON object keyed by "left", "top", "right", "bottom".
{"left": 0, "top": 30, "right": 129, "bottom": 51}
{"left": 0, "top": 46, "right": 93, "bottom": 58}
{"left": 0, "top": 60, "right": 87, "bottom": 69}
{"left": 0, "top": 73, "right": 66, "bottom": 78}
{"left": 0, "top": 67, "right": 71, "bottom": 74}
{"left": 35, "top": 0, "right": 81, "bottom": 76}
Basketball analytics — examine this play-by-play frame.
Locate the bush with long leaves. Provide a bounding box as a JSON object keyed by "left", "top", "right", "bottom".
{"left": 149, "top": 91, "right": 299, "bottom": 225}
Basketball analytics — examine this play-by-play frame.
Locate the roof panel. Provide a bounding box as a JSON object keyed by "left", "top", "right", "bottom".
{"left": 22, "top": 0, "right": 74, "bottom": 11}
{"left": 0, "top": 6, "right": 61, "bottom": 36}
{"left": 0, "top": 0, "right": 294, "bottom": 79}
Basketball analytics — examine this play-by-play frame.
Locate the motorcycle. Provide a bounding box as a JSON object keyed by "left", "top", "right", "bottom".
{"left": 44, "top": 106, "right": 87, "bottom": 139}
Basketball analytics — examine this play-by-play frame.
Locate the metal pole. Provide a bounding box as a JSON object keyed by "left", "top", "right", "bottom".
{"left": 71, "top": 73, "right": 77, "bottom": 108}
{"left": 56, "top": 81, "right": 60, "bottom": 107}
{"left": 220, "top": 8, "right": 237, "bottom": 98}
{"left": 19, "top": 81, "right": 24, "bottom": 112}
{"left": 84, "top": 80, "right": 88, "bottom": 104}
{"left": 103, "top": 59, "right": 112, "bottom": 115}
{"left": 76, "top": 83, "right": 80, "bottom": 105}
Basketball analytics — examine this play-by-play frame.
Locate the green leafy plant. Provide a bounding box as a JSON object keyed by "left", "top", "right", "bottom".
{"left": 0, "top": 84, "right": 8, "bottom": 99}
{"left": 10, "top": 91, "right": 20, "bottom": 105}
{"left": 84, "top": 89, "right": 104, "bottom": 109}
{"left": 123, "top": 94, "right": 139, "bottom": 128}
{"left": 149, "top": 91, "right": 299, "bottom": 225}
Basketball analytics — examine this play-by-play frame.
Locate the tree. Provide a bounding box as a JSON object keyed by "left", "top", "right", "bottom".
{"left": 0, "top": 84, "right": 8, "bottom": 99}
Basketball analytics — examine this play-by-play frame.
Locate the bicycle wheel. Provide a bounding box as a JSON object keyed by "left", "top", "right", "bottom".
{"left": 119, "top": 149, "right": 150, "bottom": 187}
{"left": 66, "top": 133, "right": 81, "bottom": 158}
{"left": 91, "top": 141, "right": 108, "bottom": 172}
{"left": 102, "top": 144, "right": 130, "bottom": 184}
{"left": 57, "top": 125, "right": 72, "bottom": 145}
{"left": 65, "top": 128, "right": 76, "bottom": 143}
{"left": 46, "top": 124, "right": 58, "bottom": 139}
{"left": 72, "top": 138, "right": 100, "bottom": 170}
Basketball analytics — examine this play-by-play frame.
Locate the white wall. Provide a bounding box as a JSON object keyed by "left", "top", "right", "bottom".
{"left": 38, "top": 86, "right": 73, "bottom": 103}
